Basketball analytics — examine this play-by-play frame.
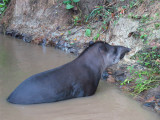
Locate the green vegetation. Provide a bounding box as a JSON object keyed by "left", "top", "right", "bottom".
{"left": 0, "top": 0, "right": 10, "bottom": 15}
{"left": 132, "top": 47, "right": 160, "bottom": 72}
{"left": 63, "top": 0, "right": 82, "bottom": 25}
{"left": 128, "top": 13, "right": 152, "bottom": 23}
{"left": 85, "top": 5, "right": 111, "bottom": 22}
{"left": 121, "top": 67, "right": 160, "bottom": 95}
{"left": 73, "top": 16, "right": 80, "bottom": 25}
{"left": 154, "top": 23, "right": 160, "bottom": 29}
{"left": 93, "top": 33, "right": 100, "bottom": 41}
{"left": 120, "top": 0, "right": 160, "bottom": 96}
{"left": 140, "top": 34, "right": 148, "bottom": 43}
{"left": 121, "top": 46, "right": 160, "bottom": 95}
{"left": 140, "top": 14, "right": 150, "bottom": 23}
{"left": 85, "top": 29, "right": 91, "bottom": 37}
{"left": 62, "top": 0, "right": 153, "bottom": 42}
{"left": 63, "top": 0, "right": 80, "bottom": 9}
{"left": 85, "top": 5, "right": 115, "bottom": 40}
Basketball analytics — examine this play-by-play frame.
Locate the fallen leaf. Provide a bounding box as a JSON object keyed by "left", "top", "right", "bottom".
{"left": 111, "top": 13, "right": 115, "bottom": 18}
{"left": 145, "top": 96, "right": 155, "bottom": 102}
{"left": 120, "top": 9, "right": 125, "bottom": 14}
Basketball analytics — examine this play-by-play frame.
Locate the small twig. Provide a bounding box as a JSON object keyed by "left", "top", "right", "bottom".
{"left": 104, "top": 1, "right": 116, "bottom": 9}
{"left": 58, "top": 25, "right": 75, "bottom": 31}
{"left": 67, "top": 26, "right": 84, "bottom": 37}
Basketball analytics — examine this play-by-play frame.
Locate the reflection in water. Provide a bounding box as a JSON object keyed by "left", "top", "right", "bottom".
{"left": 0, "top": 35, "right": 159, "bottom": 120}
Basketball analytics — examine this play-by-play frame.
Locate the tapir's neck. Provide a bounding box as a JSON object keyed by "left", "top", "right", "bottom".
{"left": 75, "top": 47, "right": 105, "bottom": 75}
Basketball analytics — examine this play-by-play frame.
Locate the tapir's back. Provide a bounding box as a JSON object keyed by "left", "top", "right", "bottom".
{"left": 7, "top": 64, "right": 75, "bottom": 104}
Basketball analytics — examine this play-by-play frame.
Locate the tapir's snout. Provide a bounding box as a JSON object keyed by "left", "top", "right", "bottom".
{"left": 119, "top": 47, "right": 131, "bottom": 60}
{"left": 126, "top": 48, "right": 131, "bottom": 52}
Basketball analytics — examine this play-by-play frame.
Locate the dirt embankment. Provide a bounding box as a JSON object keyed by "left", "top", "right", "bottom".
{"left": 1, "top": 0, "right": 108, "bottom": 54}
{"left": 1, "top": 0, "right": 160, "bottom": 114}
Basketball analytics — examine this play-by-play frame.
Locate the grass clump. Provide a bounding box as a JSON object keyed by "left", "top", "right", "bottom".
{"left": 121, "top": 46, "right": 160, "bottom": 95}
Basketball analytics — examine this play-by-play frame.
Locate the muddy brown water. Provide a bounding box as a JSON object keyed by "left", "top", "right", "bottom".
{"left": 0, "top": 35, "right": 159, "bottom": 120}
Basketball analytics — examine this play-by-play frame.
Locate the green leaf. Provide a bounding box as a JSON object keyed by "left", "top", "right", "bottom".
{"left": 154, "top": 23, "right": 160, "bottom": 29}
{"left": 3, "top": 0, "right": 7, "bottom": 2}
{"left": 152, "top": 46, "right": 157, "bottom": 50}
{"left": 103, "top": 21, "right": 106, "bottom": 24}
{"left": 140, "top": 34, "right": 147, "bottom": 39}
{"left": 122, "top": 5, "right": 127, "bottom": 8}
{"left": 0, "top": 7, "right": 5, "bottom": 11}
{"left": 73, "top": 0, "right": 80, "bottom": 3}
{"left": 70, "top": 43, "right": 74, "bottom": 45}
{"left": 145, "top": 62, "right": 150, "bottom": 66}
{"left": 97, "top": 10, "right": 100, "bottom": 14}
{"left": 66, "top": 4, "right": 74, "bottom": 9}
{"left": 68, "top": 30, "right": 71, "bottom": 35}
{"left": 3, "top": 0, "right": 10, "bottom": 4}
{"left": 85, "top": 29, "right": 91, "bottom": 37}
{"left": 93, "top": 33, "right": 100, "bottom": 40}
{"left": 0, "top": 3, "right": 5, "bottom": 7}
{"left": 63, "top": 0, "right": 71, "bottom": 4}
{"left": 155, "top": 13, "right": 159, "bottom": 16}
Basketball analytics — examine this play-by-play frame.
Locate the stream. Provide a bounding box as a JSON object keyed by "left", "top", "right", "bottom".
{"left": 0, "top": 35, "right": 159, "bottom": 120}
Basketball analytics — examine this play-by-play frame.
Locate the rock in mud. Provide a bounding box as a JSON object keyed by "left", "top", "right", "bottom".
{"left": 56, "top": 40, "right": 65, "bottom": 49}
{"left": 14, "top": 32, "right": 23, "bottom": 39}
{"left": 5, "top": 29, "right": 15, "bottom": 36}
{"left": 101, "top": 71, "right": 109, "bottom": 80}
{"left": 107, "top": 75, "right": 115, "bottom": 83}
{"left": 155, "top": 105, "right": 160, "bottom": 114}
{"left": 22, "top": 34, "right": 32, "bottom": 43}
{"left": 143, "top": 87, "right": 160, "bottom": 113}
{"left": 144, "top": 102, "right": 155, "bottom": 108}
{"left": 114, "top": 70, "right": 126, "bottom": 82}
{"left": 5, "top": 29, "right": 32, "bottom": 43}
{"left": 155, "top": 94, "right": 160, "bottom": 99}
{"left": 5, "top": 29, "right": 22, "bottom": 39}
{"left": 145, "top": 86, "right": 160, "bottom": 101}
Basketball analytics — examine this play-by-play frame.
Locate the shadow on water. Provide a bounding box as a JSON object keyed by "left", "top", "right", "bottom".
{"left": 0, "top": 35, "right": 159, "bottom": 120}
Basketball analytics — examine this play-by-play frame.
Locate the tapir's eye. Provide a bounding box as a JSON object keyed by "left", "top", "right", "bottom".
{"left": 120, "top": 53, "right": 125, "bottom": 59}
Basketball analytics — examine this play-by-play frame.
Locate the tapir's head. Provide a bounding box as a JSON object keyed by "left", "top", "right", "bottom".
{"left": 98, "top": 42, "right": 130, "bottom": 68}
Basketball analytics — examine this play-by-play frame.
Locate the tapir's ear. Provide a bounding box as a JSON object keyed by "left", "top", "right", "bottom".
{"left": 88, "top": 41, "right": 94, "bottom": 46}
{"left": 99, "top": 44, "right": 108, "bottom": 54}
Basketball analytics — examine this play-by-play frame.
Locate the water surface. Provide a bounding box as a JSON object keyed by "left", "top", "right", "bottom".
{"left": 0, "top": 35, "right": 159, "bottom": 120}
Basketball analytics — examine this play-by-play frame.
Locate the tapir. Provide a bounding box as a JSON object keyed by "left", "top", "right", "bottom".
{"left": 7, "top": 41, "right": 130, "bottom": 104}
